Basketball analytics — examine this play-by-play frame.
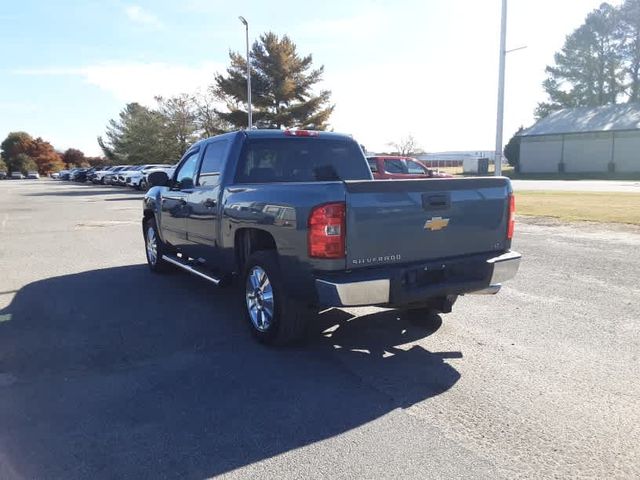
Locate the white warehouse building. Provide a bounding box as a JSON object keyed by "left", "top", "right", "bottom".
{"left": 518, "top": 103, "right": 640, "bottom": 173}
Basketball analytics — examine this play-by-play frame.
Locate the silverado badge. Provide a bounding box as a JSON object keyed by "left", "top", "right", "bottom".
{"left": 424, "top": 216, "right": 450, "bottom": 231}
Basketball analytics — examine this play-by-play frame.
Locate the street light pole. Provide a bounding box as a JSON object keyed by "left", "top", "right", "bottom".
{"left": 239, "top": 16, "right": 252, "bottom": 129}
{"left": 494, "top": 0, "right": 507, "bottom": 176}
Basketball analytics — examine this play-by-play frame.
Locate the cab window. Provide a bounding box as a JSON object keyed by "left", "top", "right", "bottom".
{"left": 407, "top": 160, "right": 427, "bottom": 174}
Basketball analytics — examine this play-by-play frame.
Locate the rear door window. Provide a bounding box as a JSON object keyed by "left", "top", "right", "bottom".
{"left": 198, "top": 141, "right": 228, "bottom": 187}
{"left": 235, "top": 138, "right": 371, "bottom": 183}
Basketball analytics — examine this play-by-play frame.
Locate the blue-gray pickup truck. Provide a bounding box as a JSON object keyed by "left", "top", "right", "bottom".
{"left": 143, "top": 129, "right": 521, "bottom": 345}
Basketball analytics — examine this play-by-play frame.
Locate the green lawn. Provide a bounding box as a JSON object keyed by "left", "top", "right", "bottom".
{"left": 516, "top": 191, "right": 640, "bottom": 225}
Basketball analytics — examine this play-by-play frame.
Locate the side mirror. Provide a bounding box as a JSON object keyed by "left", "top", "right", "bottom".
{"left": 147, "top": 171, "right": 170, "bottom": 188}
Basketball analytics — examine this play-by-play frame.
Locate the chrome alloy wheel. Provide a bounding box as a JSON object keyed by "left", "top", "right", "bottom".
{"left": 246, "top": 266, "right": 274, "bottom": 332}
{"left": 146, "top": 226, "right": 158, "bottom": 265}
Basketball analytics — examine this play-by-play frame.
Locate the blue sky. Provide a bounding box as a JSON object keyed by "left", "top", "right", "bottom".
{"left": 0, "top": 0, "right": 619, "bottom": 156}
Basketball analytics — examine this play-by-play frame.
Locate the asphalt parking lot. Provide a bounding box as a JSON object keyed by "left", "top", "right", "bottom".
{"left": 1, "top": 179, "right": 639, "bottom": 479}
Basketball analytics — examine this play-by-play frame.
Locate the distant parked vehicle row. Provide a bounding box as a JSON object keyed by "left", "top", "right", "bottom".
{"left": 0, "top": 171, "right": 39, "bottom": 180}
{"left": 53, "top": 164, "right": 177, "bottom": 191}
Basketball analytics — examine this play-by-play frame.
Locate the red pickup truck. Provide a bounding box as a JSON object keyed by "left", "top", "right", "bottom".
{"left": 367, "top": 156, "right": 452, "bottom": 179}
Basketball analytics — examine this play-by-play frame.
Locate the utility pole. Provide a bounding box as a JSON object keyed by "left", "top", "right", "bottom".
{"left": 494, "top": 0, "right": 507, "bottom": 176}
{"left": 239, "top": 16, "right": 252, "bottom": 129}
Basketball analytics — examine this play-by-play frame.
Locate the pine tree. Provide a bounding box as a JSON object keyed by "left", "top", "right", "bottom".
{"left": 214, "top": 32, "right": 334, "bottom": 129}
{"left": 504, "top": 127, "right": 524, "bottom": 170}
{"left": 99, "top": 103, "right": 177, "bottom": 165}
{"left": 536, "top": 3, "right": 624, "bottom": 118}
{"left": 621, "top": 0, "right": 640, "bottom": 102}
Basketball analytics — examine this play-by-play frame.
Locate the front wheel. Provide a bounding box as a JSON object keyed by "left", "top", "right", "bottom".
{"left": 144, "top": 218, "right": 173, "bottom": 273}
{"left": 243, "top": 251, "right": 310, "bottom": 346}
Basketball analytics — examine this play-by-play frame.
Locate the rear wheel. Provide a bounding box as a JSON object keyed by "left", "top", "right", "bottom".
{"left": 243, "top": 251, "right": 310, "bottom": 346}
{"left": 144, "top": 218, "right": 172, "bottom": 273}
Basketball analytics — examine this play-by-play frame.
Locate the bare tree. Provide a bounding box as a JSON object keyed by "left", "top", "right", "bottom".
{"left": 387, "top": 135, "right": 422, "bottom": 156}
{"left": 191, "top": 89, "right": 232, "bottom": 138}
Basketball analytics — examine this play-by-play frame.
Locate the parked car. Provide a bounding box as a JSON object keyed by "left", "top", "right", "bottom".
{"left": 126, "top": 164, "right": 173, "bottom": 190}
{"left": 142, "top": 129, "right": 520, "bottom": 345}
{"left": 70, "top": 168, "right": 89, "bottom": 182}
{"left": 10, "top": 172, "right": 25, "bottom": 179}
{"left": 103, "top": 166, "right": 132, "bottom": 185}
{"left": 139, "top": 165, "right": 177, "bottom": 190}
{"left": 50, "top": 172, "right": 60, "bottom": 179}
{"left": 116, "top": 165, "right": 145, "bottom": 186}
{"left": 0, "top": 171, "right": 7, "bottom": 180}
{"left": 84, "top": 167, "right": 99, "bottom": 182}
{"left": 27, "top": 171, "right": 40, "bottom": 179}
{"left": 367, "top": 156, "right": 453, "bottom": 179}
{"left": 58, "top": 170, "right": 71, "bottom": 180}
{"left": 92, "top": 166, "right": 117, "bottom": 184}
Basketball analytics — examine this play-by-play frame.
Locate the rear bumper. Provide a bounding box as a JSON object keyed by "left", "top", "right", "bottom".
{"left": 315, "top": 250, "right": 521, "bottom": 308}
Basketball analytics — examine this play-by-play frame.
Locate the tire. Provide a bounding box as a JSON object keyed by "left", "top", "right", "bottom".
{"left": 243, "top": 250, "right": 310, "bottom": 346}
{"left": 143, "top": 218, "right": 173, "bottom": 273}
{"left": 140, "top": 179, "right": 147, "bottom": 191}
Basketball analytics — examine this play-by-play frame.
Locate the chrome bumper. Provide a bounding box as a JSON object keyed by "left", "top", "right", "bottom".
{"left": 315, "top": 278, "right": 390, "bottom": 307}
{"left": 315, "top": 251, "right": 521, "bottom": 306}
{"left": 468, "top": 250, "right": 521, "bottom": 295}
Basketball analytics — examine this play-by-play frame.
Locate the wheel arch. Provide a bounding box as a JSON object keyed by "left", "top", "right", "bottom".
{"left": 235, "top": 228, "right": 278, "bottom": 272}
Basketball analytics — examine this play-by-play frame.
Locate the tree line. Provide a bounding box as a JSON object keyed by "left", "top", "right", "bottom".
{"left": 98, "top": 32, "right": 334, "bottom": 165}
{"left": 0, "top": 132, "right": 106, "bottom": 175}
{"left": 536, "top": 0, "right": 640, "bottom": 118}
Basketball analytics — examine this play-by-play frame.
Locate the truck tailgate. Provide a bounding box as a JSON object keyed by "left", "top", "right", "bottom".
{"left": 344, "top": 178, "right": 511, "bottom": 269}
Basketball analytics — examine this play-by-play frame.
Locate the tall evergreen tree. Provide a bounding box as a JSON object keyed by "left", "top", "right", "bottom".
{"left": 536, "top": 3, "right": 624, "bottom": 118}
{"left": 99, "top": 103, "right": 177, "bottom": 164}
{"left": 214, "top": 32, "right": 334, "bottom": 129}
{"left": 621, "top": 0, "right": 640, "bottom": 102}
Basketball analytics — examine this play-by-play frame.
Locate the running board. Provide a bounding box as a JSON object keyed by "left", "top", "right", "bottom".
{"left": 161, "top": 255, "right": 221, "bottom": 285}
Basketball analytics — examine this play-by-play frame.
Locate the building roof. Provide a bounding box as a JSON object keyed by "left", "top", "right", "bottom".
{"left": 520, "top": 103, "right": 640, "bottom": 137}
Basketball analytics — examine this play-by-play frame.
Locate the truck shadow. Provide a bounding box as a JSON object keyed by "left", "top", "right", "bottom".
{"left": 0, "top": 265, "right": 461, "bottom": 479}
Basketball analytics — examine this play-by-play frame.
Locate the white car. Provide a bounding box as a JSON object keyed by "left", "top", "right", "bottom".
{"left": 93, "top": 166, "right": 122, "bottom": 184}
{"left": 123, "top": 165, "right": 167, "bottom": 189}
{"left": 140, "top": 165, "right": 177, "bottom": 190}
{"left": 27, "top": 171, "right": 40, "bottom": 179}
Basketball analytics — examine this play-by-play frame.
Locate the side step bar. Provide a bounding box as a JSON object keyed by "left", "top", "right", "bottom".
{"left": 161, "top": 255, "right": 221, "bottom": 285}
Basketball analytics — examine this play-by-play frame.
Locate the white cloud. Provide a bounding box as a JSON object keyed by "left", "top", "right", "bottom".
{"left": 296, "top": 9, "right": 386, "bottom": 39}
{"left": 124, "top": 5, "right": 163, "bottom": 29}
{"left": 12, "top": 61, "right": 223, "bottom": 105}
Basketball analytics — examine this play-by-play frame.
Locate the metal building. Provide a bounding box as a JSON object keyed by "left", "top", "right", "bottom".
{"left": 518, "top": 104, "right": 640, "bottom": 173}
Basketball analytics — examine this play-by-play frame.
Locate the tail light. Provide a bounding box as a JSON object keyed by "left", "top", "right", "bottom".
{"left": 308, "top": 202, "right": 346, "bottom": 258}
{"left": 507, "top": 194, "right": 515, "bottom": 240}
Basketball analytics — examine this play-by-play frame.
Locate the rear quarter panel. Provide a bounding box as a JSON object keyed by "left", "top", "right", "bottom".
{"left": 221, "top": 181, "right": 347, "bottom": 300}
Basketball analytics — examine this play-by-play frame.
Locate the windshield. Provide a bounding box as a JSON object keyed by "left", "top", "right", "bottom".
{"left": 235, "top": 138, "right": 371, "bottom": 183}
